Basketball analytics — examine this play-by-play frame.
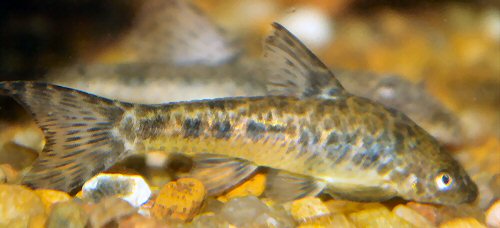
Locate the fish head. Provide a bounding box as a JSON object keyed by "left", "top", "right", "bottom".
{"left": 421, "top": 162, "right": 477, "bottom": 205}
{"left": 397, "top": 133, "right": 478, "bottom": 205}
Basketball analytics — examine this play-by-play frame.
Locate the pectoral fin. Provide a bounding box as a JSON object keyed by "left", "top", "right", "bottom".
{"left": 180, "top": 154, "right": 258, "bottom": 196}
{"left": 264, "top": 169, "right": 325, "bottom": 202}
{"left": 264, "top": 23, "right": 346, "bottom": 99}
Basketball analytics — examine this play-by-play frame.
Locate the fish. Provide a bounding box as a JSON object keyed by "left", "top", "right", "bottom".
{"left": 44, "top": 0, "right": 463, "bottom": 146}
{"left": 0, "top": 22, "right": 477, "bottom": 205}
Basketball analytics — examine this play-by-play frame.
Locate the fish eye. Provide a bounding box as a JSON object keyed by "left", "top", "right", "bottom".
{"left": 435, "top": 172, "right": 453, "bottom": 191}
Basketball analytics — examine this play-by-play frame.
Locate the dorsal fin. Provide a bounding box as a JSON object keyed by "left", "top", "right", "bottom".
{"left": 264, "top": 22, "right": 346, "bottom": 98}
{"left": 124, "top": 0, "right": 238, "bottom": 65}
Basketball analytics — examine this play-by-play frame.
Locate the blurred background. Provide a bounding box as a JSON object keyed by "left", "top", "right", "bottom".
{"left": 1, "top": 0, "right": 498, "bottom": 140}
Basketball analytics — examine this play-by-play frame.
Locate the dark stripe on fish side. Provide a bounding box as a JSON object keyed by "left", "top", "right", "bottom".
{"left": 324, "top": 131, "right": 351, "bottom": 165}
{"left": 296, "top": 128, "right": 320, "bottom": 157}
{"left": 376, "top": 160, "right": 394, "bottom": 176}
{"left": 246, "top": 119, "right": 289, "bottom": 142}
{"left": 183, "top": 118, "right": 202, "bottom": 138}
{"left": 212, "top": 120, "right": 232, "bottom": 139}
{"left": 246, "top": 120, "right": 266, "bottom": 141}
{"left": 138, "top": 115, "right": 169, "bottom": 139}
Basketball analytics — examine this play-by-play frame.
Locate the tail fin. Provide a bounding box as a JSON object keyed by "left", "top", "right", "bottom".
{"left": 0, "top": 81, "right": 131, "bottom": 192}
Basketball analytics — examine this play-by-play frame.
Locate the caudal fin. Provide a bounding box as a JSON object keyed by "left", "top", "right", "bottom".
{"left": 0, "top": 81, "right": 131, "bottom": 192}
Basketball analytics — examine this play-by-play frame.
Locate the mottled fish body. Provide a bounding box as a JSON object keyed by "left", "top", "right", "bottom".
{"left": 0, "top": 23, "right": 476, "bottom": 205}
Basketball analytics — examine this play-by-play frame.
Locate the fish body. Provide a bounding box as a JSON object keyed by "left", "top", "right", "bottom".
{"left": 47, "top": 62, "right": 462, "bottom": 146}
{"left": 44, "top": 0, "right": 463, "bottom": 146}
{"left": 123, "top": 95, "right": 449, "bottom": 199}
{"left": 0, "top": 23, "right": 477, "bottom": 205}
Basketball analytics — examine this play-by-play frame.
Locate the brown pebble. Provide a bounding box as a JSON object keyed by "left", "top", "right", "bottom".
{"left": 406, "top": 202, "right": 439, "bottom": 225}
{"left": 118, "top": 214, "right": 168, "bottom": 228}
{"left": 393, "top": 205, "right": 435, "bottom": 227}
{"left": 0, "top": 164, "right": 18, "bottom": 183}
{"left": 88, "top": 197, "right": 137, "bottom": 228}
{"left": 151, "top": 178, "right": 206, "bottom": 222}
{"left": 46, "top": 201, "right": 88, "bottom": 228}
{"left": 298, "top": 213, "right": 355, "bottom": 228}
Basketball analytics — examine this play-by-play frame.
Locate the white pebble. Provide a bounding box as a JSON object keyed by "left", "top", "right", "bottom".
{"left": 278, "top": 6, "right": 334, "bottom": 49}
{"left": 82, "top": 173, "right": 151, "bottom": 208}
{"left": 486, "top": 200, "right": 500, "bottom": 228}
{"left": 482, "top": 9, "right": 500, "bottom": 42}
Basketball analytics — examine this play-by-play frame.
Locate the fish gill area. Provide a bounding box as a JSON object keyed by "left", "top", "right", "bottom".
{"left": 0, "top": 0, "right": 499, "bottom": 227}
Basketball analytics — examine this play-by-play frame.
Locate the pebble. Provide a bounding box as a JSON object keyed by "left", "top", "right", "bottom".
{"left": 278, "top": 6, "right": 334, "bottom": 49}
{"left": 88, "top": 197, "right": 137, "bottom": 228}
{"left": 145, "top": 151, "right": 168, "bottom": 168}
{"left": 0, "top": 184, "right": 45, "bottom": 226}
{"left": 324, "top": 199, "right": 385, "bottom": 214}
{"left": 46, "top": 201, "right": 88, "bottom": 228}
{"left": 219, "top": 196, "right": 295, "bottom": 227}
{"left": 0, "top": 164, "right": 18, "bottom": 184}
{"left": 219, "top": 196, "right": 269, "bottom": 226}
{"left": 348, "top": 206, "right": 413, "bottom": 228}
{"left": 439, "top": 217, "right": 486, "bottom": 228}
{"left": 406, "top": 202, "right": 439, "bottom": 225}
{"left": 490, "top": 174, "right": 500, "bottom": 199}
{"left": 34, "top": 189, "right": 71, "bottom": 213}
{"left": 298, "top": 214, "right": 355, "bottom": 228}
{"left": 486, "top": 200, "right": 500, "bottom": 228}
{"left": 29, "top": 214, "right": 48, "bottom": 228}
{"left": 188, "top": 213, "right": 231, "bottom": 228}
{"left": 201, "top": 198, "right": 225, "bottom": 214}
{"left": 393, "top": 204, "right": 435, "bottom": 227}
{"left": 151, "top": 178, "right": 206, "bottom": 222}
{"left": 218, "top": 173, "right": 266, "bottom": 203}
{"left": 290, "top": 197, "right": 330, "bottom": 222}
{"left": 82, "top": 173, "right": 151, "bottom": 207}
{"left": 0, "top": 142, "right": 38, "bottom": 170}
{"left": 118, "top": 213, "right": 168, "bottom": 228}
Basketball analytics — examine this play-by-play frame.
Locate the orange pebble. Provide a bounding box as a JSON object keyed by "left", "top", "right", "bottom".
{"left": 291, "top": 197, "right": 330, "bottom": 222}
{"left": 34, "top": 189, "right": 71, "bottom": 213}
{"left": 406, "top": 202, "right": 439, "bottom": 225}
{"left": 217, "top": 173, "right": 266, "bottom": 203}
{"left": 151, "top": 178, "right": 206, "bottom": 221}
{"left": 439, "top": 217, "right": 486, "bottom": 228}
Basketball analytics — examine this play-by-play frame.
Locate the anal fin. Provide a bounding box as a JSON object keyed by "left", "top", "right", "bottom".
{"left": 179, "top": 154, "right": 258, "bottom": 196}
{"left": 264, "top": 169, "right": 325, "bottom": 202}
